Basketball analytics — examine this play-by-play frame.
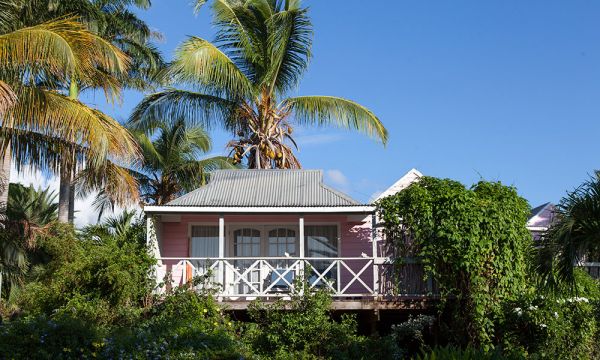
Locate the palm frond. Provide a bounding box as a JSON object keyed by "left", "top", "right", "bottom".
{"left": 265, "top": 6, "right": 312, "bottom": 94}
{"left": 128, "top": 89, "right": 238, "bottom": 133}
{"left": 169, "top": 36, "right": 254, "bottom": 99}
{"left": 284, "top": 95, "right": 388, "bottom": 144}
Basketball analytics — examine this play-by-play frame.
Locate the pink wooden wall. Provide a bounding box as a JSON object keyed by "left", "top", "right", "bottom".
{"left": 158, "top": 213, "right": 374, "bottom": 295}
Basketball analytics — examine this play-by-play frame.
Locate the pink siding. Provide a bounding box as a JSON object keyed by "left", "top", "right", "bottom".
{"left": 158, "top": 213, "right": 374, "bottom": 294}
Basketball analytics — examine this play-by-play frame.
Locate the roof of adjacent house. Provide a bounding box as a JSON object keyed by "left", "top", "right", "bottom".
{"left": 529, "top": 202, "right": 552, "bottom": 220}
{"left": 375, "top": 168, "right": 423, "bottom": 201}
{"left": 165, "top": 169, "right": 363, "bottom": 207}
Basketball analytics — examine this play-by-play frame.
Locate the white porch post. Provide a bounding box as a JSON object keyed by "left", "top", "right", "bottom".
{"left": 299, "top": 215, "right": 305, "bottom": 293}
{"left": 218, "top": 215, "right": 225, "bottom": 299}
{"left": 218, "top": 215, "right": 225, "bottom": 258}
{"left": 371, "top": 213, "right": 379, "bottom": 297}
{"left": 299, "top": 215, "right": 305, "bottom": 258}
{"left": 146, "top": 216, "right": 164, "bottom": 293}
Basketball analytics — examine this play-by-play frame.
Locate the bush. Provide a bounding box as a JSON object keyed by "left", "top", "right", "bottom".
{"left": 415, "top": 346, "right": 519, "bottom": 360}
{"left": 103, "top": 288, "right": 246, "bottom": 359}
{"left": 0, "top": 314, "right": 108, "bottom": 359}
{"left": 244, "top": 286, "right": 399, "bottom": 359}
{"left": 499, "top": 293, "right": 597, "bottom": 359}
{"left": 377, "top": 177, "right": 533, "bottom": 348}
{"left": 390, "top": 314, "right": 435, "bottom": 357}
{"left": 15, "top": 223, "right": 155, "bottom": 325}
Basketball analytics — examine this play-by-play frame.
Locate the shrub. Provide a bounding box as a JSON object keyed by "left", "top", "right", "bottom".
{"left": 0, "top": 314, "right": 108, "bottom": 359}
{"left": 377, "top": 177, "right": 533, "bottom": 348}
{"left": 415, "top": 346, "right": 519, "bottom": 360}
{"left": 390, "top": 314, "right": 435, "bottom": 357}
{"left": 16, "top": 223, "right": 155, "bottom": 325}
{"left": 499, "top": 293, "right": 597, "bottom": 359}
{"left": 245, "top": 286, "right": 400, "bottom": 359}
{"left": 104, "top": 287, "right": 246, "bottom": 359}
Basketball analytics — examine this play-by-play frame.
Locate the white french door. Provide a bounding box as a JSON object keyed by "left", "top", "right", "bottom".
{"left": 227, "top": 225, "right": 299, "bottom": 295}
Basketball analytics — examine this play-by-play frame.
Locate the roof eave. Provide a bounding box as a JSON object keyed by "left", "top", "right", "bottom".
{"left": 144, "top": 205, "right": 375, "bottom": 214}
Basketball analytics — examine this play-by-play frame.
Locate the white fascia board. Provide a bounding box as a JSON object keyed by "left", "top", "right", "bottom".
{"left": 144, "top": 205, "right": 375, "bottom": 214}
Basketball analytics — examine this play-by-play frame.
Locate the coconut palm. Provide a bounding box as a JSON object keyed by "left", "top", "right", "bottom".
{"left": 98, "top": 118, "right": 234, "bottom": 209}
{"left": 4, "top": 0, "right": 163, "bottom": 223}
{"left": 537, "top": 172, "right": 600, "bottom": 291}
{"left": 0, "top": 1, "right": 146, "bottom": 223}
{"left": 129, "top": 0, "right": 387, "bottom": 169}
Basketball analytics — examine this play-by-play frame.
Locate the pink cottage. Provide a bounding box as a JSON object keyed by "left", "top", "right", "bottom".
{"left": 144, "top": 169, "right": 432, "bottom": 310}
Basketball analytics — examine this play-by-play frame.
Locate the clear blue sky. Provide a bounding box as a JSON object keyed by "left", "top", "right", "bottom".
{"left": 93, "top": 0, "right": 600, "bottom": 207}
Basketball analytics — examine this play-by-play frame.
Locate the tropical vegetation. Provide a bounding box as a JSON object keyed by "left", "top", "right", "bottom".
{"left": 129, "top": 0, "right": 387, "bottom": 169}
{"left": 0, "top": 0, "right": 599, "bottom": 359}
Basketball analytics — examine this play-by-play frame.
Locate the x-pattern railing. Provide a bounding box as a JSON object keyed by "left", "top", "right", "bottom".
{"left": 157, "top": 257, "right": 380, "bottom": 298}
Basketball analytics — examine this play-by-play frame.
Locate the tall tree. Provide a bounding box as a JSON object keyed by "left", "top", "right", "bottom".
{"left": 83, "top": 118, "right": 234, "bottom": 215}
{"left": 0, "top": 10, "right": 140, "bottom": 222}
{"left": 1, "top": 0, "right": 163, "bottom": 223}
{"left": 130, "top": 0, "right": 387, "bottom": 169}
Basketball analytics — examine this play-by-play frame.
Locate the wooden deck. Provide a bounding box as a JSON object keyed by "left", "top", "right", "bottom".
{"left": 218, "top": 296, "right": 439, "bottom": 311}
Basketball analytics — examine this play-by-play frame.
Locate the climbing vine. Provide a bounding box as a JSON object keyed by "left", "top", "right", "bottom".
{"left": 376, "top": 177, "right": 533, "bottom": 349}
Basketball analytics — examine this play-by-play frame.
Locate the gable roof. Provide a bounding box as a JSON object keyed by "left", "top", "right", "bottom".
{"left": 165, "top": 169, "right": 363, "bottom": 207}
{"left": 529, "top": 202, "right": 552, "bottom": 221}
{"left": 375, "top": 168, "right": 423, "bottom": 201}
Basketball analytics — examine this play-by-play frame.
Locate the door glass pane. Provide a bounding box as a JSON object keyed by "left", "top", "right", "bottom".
{"left": 190, "top": 226, "right": 219, "bottom": 279}
{"left": 268, "top": 228, "right": 296, "bottom": 256}
{"left": 234, "top": 228, "right": 261, "bottom": 256}
{"left": 304, "top": 225, "right": 338, "bottom": 289}
{"left": 305, "top": 225, "right": 338, "bottom": 257}
{"left": 233, "top": 228, "right": 261, "bottom": 295}
{"left": 190, "top": 226, "right": 219, "bottom": 258}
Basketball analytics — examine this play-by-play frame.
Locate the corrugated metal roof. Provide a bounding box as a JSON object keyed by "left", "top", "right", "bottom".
{"left": 166, "top": 169, "right": 363, "bottom": 207}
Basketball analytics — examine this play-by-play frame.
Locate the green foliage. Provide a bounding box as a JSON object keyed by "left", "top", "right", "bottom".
{"left": 16, "top": 223, "right": 154, "bottom": 325}
{"left": 537, "top": 172, "right": 600, "bottom": 291}
{"left": 245, "top": 286, "right": 399, "bottom": 359}
{"left": 0, "top": 314, "right": 108, "bottom": 359}
{"left": 103, "top": 288, "right": 245, "bottom": 359}
{"left": 377, "top": 177, "right": 534, "bottom": 348}
{"left": 126, "top": 117, "right": 235, "bottom": 206}
{"left": 390, "top": 314, "right": 435, "bottom": 357}
{"left": 414, "top": 346, "right": 519, "bottom": 360}
{"left": 499, "top": 293, "right": 597, "bottom": 359}
{"left": 7, "top": 182, "right": 57, "bottom": 226}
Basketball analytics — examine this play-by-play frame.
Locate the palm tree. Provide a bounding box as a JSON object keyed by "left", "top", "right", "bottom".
{"left": 7, "top": 183, "right": 58, "bottom": 227}
{"left": 14, "top": 0, "right": 164, "bottom": 223}
{"left": 0, "top": 1, "right": 148, "bottom": 223}
{"left": 537, "top": 172, "right": 600, "bottom": 291}
{"left": 80, "top": 209, "right": 145, "bottom": 244}
{"left": 129, "top": 0, "right": 387, "bottom": 169}
{"left": 0, "top": 14, "right": 139, "bottom": 216}
{"left": 84, "top": 118, "right": 234, "bottom": 214}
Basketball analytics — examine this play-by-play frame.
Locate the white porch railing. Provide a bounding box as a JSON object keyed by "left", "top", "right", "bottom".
{"left": 154, "top": 257, "right": 435, "bottom": 299}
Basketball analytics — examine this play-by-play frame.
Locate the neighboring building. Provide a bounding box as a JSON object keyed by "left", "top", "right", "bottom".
{"left": 526, "top": 202, "right": 555, "bottom": 242}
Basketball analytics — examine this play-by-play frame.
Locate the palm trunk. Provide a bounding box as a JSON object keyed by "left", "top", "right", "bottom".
{"left": 0, "top": 142, "right": 11, "bottom": 210}
{"left": 68, "top": 171, "right": 75, "bottom": 223}
{"left": 58, "top": 80, "right": 79, "bottom": 224}
{"left": 58, "top": 159, "right": 70, "bottom": 223}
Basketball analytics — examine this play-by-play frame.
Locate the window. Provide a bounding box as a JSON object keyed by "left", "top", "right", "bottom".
{"left": 304, "top": 225, "right": 338, "bottom": 257}
{"left": 268, "top": 228, "right": 297, "bottom": 256}
{"left": 233, "top": 228, "right": 261, "bottom": 257}
{"left": 190, "top": 226, "right": 219, "bottom": 258}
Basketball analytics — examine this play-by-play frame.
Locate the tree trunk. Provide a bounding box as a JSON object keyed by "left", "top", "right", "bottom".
{"left": 68, "top": 174, "right": 75, "bottom": 224}
{"left": 59, "top": 79, "right": 78, "bottom": 224}
{"left": 58, "top": 157, "right": 70, "bottom": 223}
{"left": 0, "top": 142, "right": 11, "bottom": 210}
